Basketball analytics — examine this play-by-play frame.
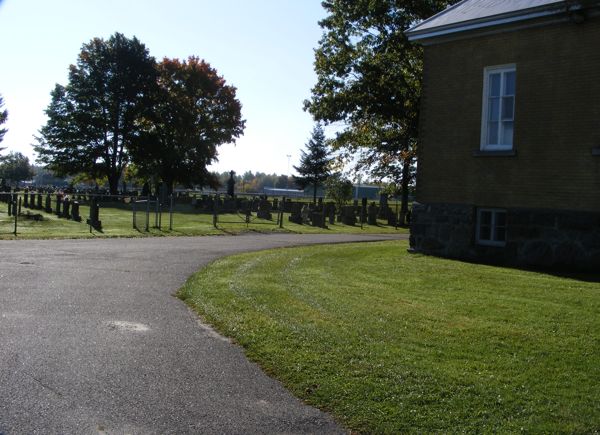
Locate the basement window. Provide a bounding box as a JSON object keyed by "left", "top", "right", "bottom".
{"left": 476, "top": 208, "right": 507, "bottom": 247}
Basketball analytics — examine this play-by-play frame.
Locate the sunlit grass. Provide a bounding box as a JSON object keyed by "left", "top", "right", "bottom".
{"left": 178, "top": 240, "right": 600, "bottom": 433}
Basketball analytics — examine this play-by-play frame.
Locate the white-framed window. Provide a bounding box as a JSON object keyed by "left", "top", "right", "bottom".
{"left": 481, "top": 65, "right": 516, "bottom": 150}
{"left": 476, "top": 208, "right": 507, "bottom": 247}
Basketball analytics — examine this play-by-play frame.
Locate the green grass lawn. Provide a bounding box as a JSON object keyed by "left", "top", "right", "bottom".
{"left": 178, "top": 240, "right": 600, "bottom": 433}
{"left": 0, "top": 199, "right": 406, "bottom": 239}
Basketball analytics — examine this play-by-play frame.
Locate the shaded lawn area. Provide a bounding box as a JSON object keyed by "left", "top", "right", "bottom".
{"left": 0, "top": 200, "right": 405, "bottom": 239}
{"left": 178, "top": 241, "right": 600, "bottom": 433}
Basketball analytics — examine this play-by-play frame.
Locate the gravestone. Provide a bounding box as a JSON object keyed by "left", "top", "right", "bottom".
{"left": 388, "top": 211, "right": 397, "bottom": 226}
{"left": 62, "top": 198, "right": 71, "bottom": 219}
{"left": 311, "top": 212, "right": 326, "bottom": 228}
{"left": 288, "top": 202, "right": 303, "bottom": 224}
{"left": 301, "top": 204, "right": 310, "bottom": 224}
{"left": 379, "top": 193, "right": 389, "bottom": 218}
{"left": 37, "top": 193, "right": 43, "bottom": 210}
{"left": 341, "top": 205, "right": 356, "bottom": 226}
{"left": 71, "top": 201, "right": 82, "bottom": 222}
{"left": 368, "top": 202, "right": 378, "bottom": 225}
{"left": 23, "top": 192, "right": 29, "bottom": 208}
{"left": 55, "top": 195, "right": 62, "bottom": 216}
{"left": 45, "top": 194, "right": 52, "bottom": 213}
{"left": 325, "top": 202, "right": 336, "bottom": 225}
{"left": 257, "top": 199, "right": 272, "bottom": 220}
{"left": 223, "top": 198, "right": 236, "bottom": 213}
{"left": 86, "top": 197, "right": 102, "bottom": 230}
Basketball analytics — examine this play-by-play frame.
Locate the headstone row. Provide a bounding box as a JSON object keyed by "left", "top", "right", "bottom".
{"left": 54, "top": 195, "right": 82, "bottom": 223}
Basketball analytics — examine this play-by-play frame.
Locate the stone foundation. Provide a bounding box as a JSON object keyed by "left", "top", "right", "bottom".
{"left": 410, "top": 202, "right": 600, "bottom": 271}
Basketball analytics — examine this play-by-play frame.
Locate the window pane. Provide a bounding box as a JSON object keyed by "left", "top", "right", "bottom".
{"left": 495, "top": 211, "right": 507, "bottom": 227}
{"left": 480, "top": 225, "right": 492, "bottom": 241}
{"left": 489, "top": 97, "right": 500, "bottom": 121}
{"left": 480, "top": 210, "right": 492, "bottom": 225}
{"left": 501, "top": 121, "right": 513, "bottom": 146}
{"left": 494, "top": 226, "right": 506, "bottom": 242}
{"left": 489, "top": 73, "right": 501, "bottom": 96}
{"left": 502, "top": 96, "right": 514, "bottom": 120}
{"left": 504, "top": 71, "right": 516, "bottom": 95}
{"left": 488, "top": 121, "right": 499, "bottom": 145}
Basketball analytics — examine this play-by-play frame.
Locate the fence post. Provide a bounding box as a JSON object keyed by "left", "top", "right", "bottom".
{"left": 14, "top": 196, "right": 19, "bottom": 236}
{"left": 361, "top": 197, "right": 367, "bottom": 230}
{"left": 158, "top": 197, "right": 162, "bottom": 229}
{"left": 154, "top": 197, "right": 160, "bottom": 229}
{"left": 169, "top": 194, "right": 174, "bottom": 231}
{"left": 279, "top": 196, "right": 285, "bottom": 228}
{"left": 213, "top": 194, "right": 219, "bottom": 228}
{"left": 145, "top": 196, "right": 150, "bottom": 232}
{"left": 132, "top": 199, "right": 137, "bottom": 229}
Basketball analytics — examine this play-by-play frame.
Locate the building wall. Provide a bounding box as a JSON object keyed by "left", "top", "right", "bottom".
{"left": 411, "top": 14, "right": 600, "bottom": 271}
{"left": 417, "top": 17, "right": 600, "bottom": 212}
{"left": 410, "top": 202, "right": 600, "bottom": 270}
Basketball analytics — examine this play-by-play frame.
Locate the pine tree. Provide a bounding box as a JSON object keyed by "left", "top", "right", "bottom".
{"left": 293, "top": 124, "right": 332, "bottom": 204}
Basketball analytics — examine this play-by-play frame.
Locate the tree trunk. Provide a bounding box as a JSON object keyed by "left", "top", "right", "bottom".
{"left": 163, "top": 176, "right": 174, "bottom": 196}
{"left": 313, "top": 184, "right": 317, "bottom": 205}
{"left": 108, "top": 173, "right": 119, "bottom": 195}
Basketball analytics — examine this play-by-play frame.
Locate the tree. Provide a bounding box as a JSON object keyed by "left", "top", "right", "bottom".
{"left": 325, "top": 172, "right": 353, "bottom": 211}
{"left": 130, "top": 57, "right": 245, "bottom": 192}
{"left": 32, "top": 166, "right": 69, "bottom": 187}
{"left": 35, "top": 33, "right": 157, "bottom": 194}
{"left": 276, "top": 174, "right": 290, "bottom": 189}
{"left": 293, "top": 124, "right": 332, "bottom": 204}
{"left": 0, "top": 152, "right": 34, "bottom": 186}
{"left": 0, "top": 94, "right": 7, "bottom": 148}
{"left": 305, "top": 0, "right": 457, "bottom": 224}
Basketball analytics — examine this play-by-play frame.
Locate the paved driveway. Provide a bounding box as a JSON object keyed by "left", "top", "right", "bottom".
{"left": 0, "top": 233, "right": 406, "bottom": 434}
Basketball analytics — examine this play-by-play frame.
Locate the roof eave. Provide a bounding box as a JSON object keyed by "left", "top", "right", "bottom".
{"left": 406, "top": 2, "right": 568, "bottom": 42}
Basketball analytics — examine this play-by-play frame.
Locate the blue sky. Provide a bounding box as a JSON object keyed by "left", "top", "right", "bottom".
{"left": 0, "top": 0, "right": 326, "bottom": 175}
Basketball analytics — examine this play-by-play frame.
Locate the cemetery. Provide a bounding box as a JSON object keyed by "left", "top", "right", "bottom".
{"left": 0, "top": 188, "right": 409, "bottom": 238}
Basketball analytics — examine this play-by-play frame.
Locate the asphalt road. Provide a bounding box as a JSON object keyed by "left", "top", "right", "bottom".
{"left": 0, "top": 233, "right": 406, "bottom": 434}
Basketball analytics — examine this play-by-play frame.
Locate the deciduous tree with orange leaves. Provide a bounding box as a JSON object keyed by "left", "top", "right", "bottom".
{"left": 35, "top": 33, "right": 244, "bottom": 194}
{"left": 131, "top": 57, "right": 245, "bottom": 192}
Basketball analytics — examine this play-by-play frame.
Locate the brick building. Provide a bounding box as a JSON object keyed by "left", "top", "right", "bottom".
{"left": 406, "top": 0, "right": 600, "bottom": 270}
